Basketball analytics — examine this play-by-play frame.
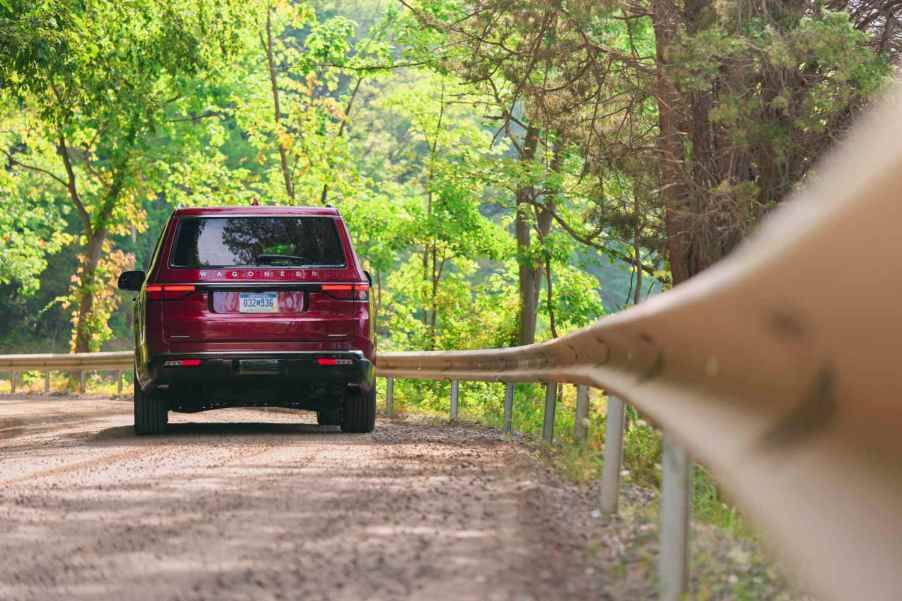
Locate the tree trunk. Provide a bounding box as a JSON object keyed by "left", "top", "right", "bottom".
{"left": 264, "top": 6, "right": 294, "bottom": 202}
{"left": 422, "top": 82, "right": 446, "bottom": 344}
{"left": 544, "top": 255, "right": 557, "bottom": 338}
{"left": 516, "top": 125, "right": 541, "bottom": 345}
{"left": 376, "top": 269, "right": 383, "bottom": 314}
{"left": 72, "top": 230, "right": 107, "bottom": 353}
{"left": 429, "top": 244, "right": 438, "bottom": 349}
{"left": 58, "top": 129, "right": 130, "bottom": 356}
{"left": 652, "top": 0, "right": 692, "bottom": 286}
{"left": 633, "top": 195, "right": 643, "bottom": 305}
{"left": 536, "top": 142, "right": 561, "bottom": 337}
{"left": 321, "top": 77, "right": 363, "bottom": 205}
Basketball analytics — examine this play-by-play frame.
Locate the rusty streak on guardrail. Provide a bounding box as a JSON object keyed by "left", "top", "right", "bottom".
{"left": 4, "top": 84, "right": 902, "bottom": 601}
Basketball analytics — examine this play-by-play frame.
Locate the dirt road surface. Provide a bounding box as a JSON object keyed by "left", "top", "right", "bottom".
{"left": 0, "top": 396, "right": 612, "bottom": 601}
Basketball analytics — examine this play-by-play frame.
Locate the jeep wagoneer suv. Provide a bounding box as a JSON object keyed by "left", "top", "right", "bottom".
{"left": 117, "top": 206, "right": 376, "bottom": 435}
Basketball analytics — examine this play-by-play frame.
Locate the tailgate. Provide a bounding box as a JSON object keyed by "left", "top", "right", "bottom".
{"left": 160, "top": 285, "right": 358, "bottom": 343}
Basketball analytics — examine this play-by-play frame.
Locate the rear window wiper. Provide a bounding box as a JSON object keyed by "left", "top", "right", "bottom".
{"left": 255, "top": 254, "right": 309, "bottom": 265}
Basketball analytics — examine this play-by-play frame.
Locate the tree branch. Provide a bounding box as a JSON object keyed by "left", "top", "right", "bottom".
{"left": 526, "top": 195, "right": 665, "bottom": 281}
{"left": 0, "top": 146, "right": 68, "bottom": 188}
{"left": 56, "top": 133, "right": 92, "bottom": 236}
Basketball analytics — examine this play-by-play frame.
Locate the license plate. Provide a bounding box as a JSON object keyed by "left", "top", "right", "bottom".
{"left": 239, "top": 292, "right": 279, "bottom": 313}
{"left": 239, "top": 359, "right": 280, "bottom": 374}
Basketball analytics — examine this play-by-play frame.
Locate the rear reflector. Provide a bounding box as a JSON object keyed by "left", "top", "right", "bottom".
{"left": 316, "top": 358, "right": 353, "bottom": 366}
{"left": 163, "top": 359, "right": 202, "bottom": 368}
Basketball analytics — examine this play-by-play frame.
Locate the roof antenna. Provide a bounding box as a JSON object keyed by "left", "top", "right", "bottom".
{"left": 251, "top": 199, "right": 260, "bottom": 206}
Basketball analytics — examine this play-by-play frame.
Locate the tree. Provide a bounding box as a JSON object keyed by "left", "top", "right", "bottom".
{"left": 370, "top": 71, "right": 511, "bottom": 349}
{"left": 650, "top": 0, "right": 892, "bottom": 282}
{"left": 397, "top": 0, "right": 893, "bottom": 292}
{"left": 397, "top": 1, "right": 668, "bottom": 327}
{"left": 0, "top": 182, "right": 68, "bottom": 295}
{"left": 231, "top": 0, "right": 397, "bottom": 207}
{"left": 0, "top": 0, "right": 246, "bottom": 351}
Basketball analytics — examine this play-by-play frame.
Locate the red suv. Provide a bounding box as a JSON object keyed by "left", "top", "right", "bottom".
{"left": 117, "top": 206, "right": 376, "bottom": 435}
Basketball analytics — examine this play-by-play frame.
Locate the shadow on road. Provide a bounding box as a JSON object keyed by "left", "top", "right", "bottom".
{"left": 87, "top": 421, "right": 360, "bottom": 446}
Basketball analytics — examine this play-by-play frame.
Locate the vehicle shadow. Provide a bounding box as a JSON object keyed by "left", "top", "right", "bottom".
{"left": 86, "top": 421, "right": 360, "bottom": 447}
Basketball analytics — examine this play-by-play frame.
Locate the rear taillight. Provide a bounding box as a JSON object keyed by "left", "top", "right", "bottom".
{"left": 163, "top": 359, "right": 202, "bottom": 367}
{"left": 321, "top": 283, "right": 368, "bottom": 301}
{"left": 146, "top": 284, "right": 197, "bottom": 300}
{"left": 316, "top": 358, "right": 353, "bottom": 366}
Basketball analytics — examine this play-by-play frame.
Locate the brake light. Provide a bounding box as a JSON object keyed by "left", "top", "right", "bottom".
{"left": 320, "top": 283, "right": 368, "bottom": 301}
{"left": 316, "top": 358, "right": 353, "bottom": 366}
{"left": 146, "top": 284, "right": 197, "bottom": 300}
{"left": 163, "top": 359, "right": 202, "bottom": 367}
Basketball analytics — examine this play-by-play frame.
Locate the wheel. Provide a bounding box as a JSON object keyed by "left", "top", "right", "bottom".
{"left": 340, "top": 386, "right": 376, "bottom": 433}
{"left": 133, "top": 372, "right": 168, "bottom": 435}
{"left": 316, "top": 408, "right": 341, "bottom": 426}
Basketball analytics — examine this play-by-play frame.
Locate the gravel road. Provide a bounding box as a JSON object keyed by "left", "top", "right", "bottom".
{"left": 0, "top": 396, "right": 610, "bottom": 601}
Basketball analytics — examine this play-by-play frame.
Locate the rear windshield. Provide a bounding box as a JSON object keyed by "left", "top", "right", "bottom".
{"left": 170, "top": 216, "right": 346, "bottom": 268}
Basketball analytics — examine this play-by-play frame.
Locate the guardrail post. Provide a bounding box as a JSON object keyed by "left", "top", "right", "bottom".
{"left": 542, "top": 383, "right": 557, "bottom": 442}
{"left": 659, "top": 432, "right": 691, "bottom": 601}
{"left": 10, "top": 371, "right": 16, "bottom": 394}
{"left": 503, "top": 383, "right": 514, "bottom": 434}
{"left": 450, "top": 380, "right": 460, "bottom": 420}
{"left": 601, "top": 394, "right": 626, "bottom": 515}
{"left": 44, "top": 371, "right": 50, "bottom": 394}
{"left": 385, "top": 376, "right": 394, "bottom": 417}
{"left": 117, "top": 371, "right": 124, "bottom": 396}
{"left": 574, "top": 384, "right": 589, "bottom": 441}
{"left": 79, "top": 370, "right": 86, "bottom": 395}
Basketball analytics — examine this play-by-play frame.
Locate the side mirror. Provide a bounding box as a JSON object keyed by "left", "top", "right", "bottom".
{"left": 363, "top": 270, "right": 373, "bottom": 286}
{"left": 118, "top": 270, "right": 146, "bottom": 292}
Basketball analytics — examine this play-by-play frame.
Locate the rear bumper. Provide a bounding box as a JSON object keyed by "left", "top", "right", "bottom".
{"left": 143, "top": 351, "right": 374, "bottom": 392}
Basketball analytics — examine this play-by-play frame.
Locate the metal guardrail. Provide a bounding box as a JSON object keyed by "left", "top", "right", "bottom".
{"left": 0, "top": 351, "right": 133, "bottom": 394}
{"left": 3, "top": 82, "right": 902, "bottom": 601}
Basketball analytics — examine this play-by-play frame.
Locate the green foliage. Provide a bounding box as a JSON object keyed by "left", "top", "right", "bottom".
{"left": 663, "top": 5, "right": 893, "bottom": 266}
{"left": 0, "top": 0, "right": 248, "bottom": 351}
{"left": 0, "top": 184, "right": 69, "bottom": 294}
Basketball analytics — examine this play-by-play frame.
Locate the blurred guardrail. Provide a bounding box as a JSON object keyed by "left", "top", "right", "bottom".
{"left": 0, "top": 351, "right": 133, "bottom": 394}
{"left": 4, "top": 83, "right": 902, "bottom": 601}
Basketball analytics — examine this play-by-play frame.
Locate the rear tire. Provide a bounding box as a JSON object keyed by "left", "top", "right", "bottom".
{"left": 316, "top": 409, "right": 341, "bottom": 427}
{"left": 134, "top": 372, "right": 168, "bottom": 435}
{"left": 340, "top": 386, "right": 376, "bottom": 433}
